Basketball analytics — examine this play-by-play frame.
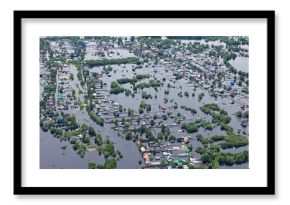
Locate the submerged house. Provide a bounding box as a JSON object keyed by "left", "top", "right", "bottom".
{"left": 159, "top": 104, "right": 167, "bottom": 110}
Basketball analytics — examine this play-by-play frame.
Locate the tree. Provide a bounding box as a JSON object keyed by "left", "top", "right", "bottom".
{"left": 125, "top": 132, "right": 131, "bottom": 140}
{"left": 83, "top": 134, "right": 90, "bottom": 144}
{"left": 114, "top": 119, "right": 118, "bottom": 126}
{"left": 69, "top": 73, "right": 74, "bottom": 80}
{"left": 182, "top": 122, "right": 198, "bottom": 133}
{"left": 198, "top": 92, "right": 205, "bottom": 101}
{"left": 88, "top": 162, "right": 96, "bottom": 169}
{"left": 128, "top": 108, "right": 133, "bottom": 117}
{"left": 146, "top": 104, "right": 151, "bottom": 112}
{"left": 139, "top": 108, "right": 144, "bottom": 114}
{"left": 77, "top": 144, "right": 86, "bottom": 158}
{"left": 148, "top": 135, "right": 155, "bottom": 142}
{"left": 157, "top": 132, "right": 164, "bottom": 140}
{"left": 159, "top": 123, "right": 166, "bottom": 133}
{"left": 201, "top": 153, "right": 210, "bottom": 164}
{"left": 89, "top": 112, "right": 104, "bottom": 126}
{"left": 236, "top": 111, "right": 242, "bottom": 118}
{"left": 95, "top": 133, "right": 103, "bottom": 146}
{"left": 88, "top": 126, "right": 96, "bottom": 137}
{"left": 103, "top": 159, "right": 117, "bottom": 169}
{"left": 169, "top": 135, "right": 176, "bottom": 142}
{"left": 174, "top": 103, "right": 178, "bottom": 109}
{"left": 102, "top": 141, "right": 115, "bottom": 158}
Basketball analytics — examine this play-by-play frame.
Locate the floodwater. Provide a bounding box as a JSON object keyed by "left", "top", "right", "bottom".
{"left": 40, "top": 129, "right": 105, "bottom": 169}
{"left": 229, "top": 56, "right": 249, "bottom": 72}
{"left": 40, "top": 64, "right": 142, "bottom": 169}
{"left": 40, "top": 41, "right": 249, "bottom": 169}
{"left": 41, "top": 61, "right": 249, "bottom": 168}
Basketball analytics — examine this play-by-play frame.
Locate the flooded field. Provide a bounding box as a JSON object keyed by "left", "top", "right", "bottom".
{"left": 40, "top": 36, "right": 249, "bottom": 169}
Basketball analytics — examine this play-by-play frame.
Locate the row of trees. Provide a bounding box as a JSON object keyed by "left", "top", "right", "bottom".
{"left": 88, "top": 158, "right": 117, "bottom": 169}
{"left": 133, "top": 80, "right": 162, "bottom": 90}
{"left": 85, "top": 57, "right": 140, "bottom": 68}
{"left": 196, "top": 132, "right": 248, "bottom": 151}
{"left": 196, "top": 142, "right": 248, "bottom": 168}
{"left": 116, "top": 74, "right": 150, "bottom": 85}
{"left": 180, "top": 105, "right": 197, "bottom": 115}
{"left": 236, "top": 110, "right": 249, "bottom": 119}
{"left": 89, "top": 112, "right": 104, "bottom": 126}
{"left": 200, "top": 103, "right": 231, "bottom": 125}
{"left": 110, "top": 81, "right": 125, "bottom": 94}
{"left": 181, "top": 119, "right": 213, "bottom": 133}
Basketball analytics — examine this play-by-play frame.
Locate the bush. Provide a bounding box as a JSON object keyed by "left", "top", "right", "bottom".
{"left": 88, "top": 126, "right": 96, "bottom": 137}
{"left": 142, "top": 92, "right": 152, "bottom": 99}
{"left": 182, "top": 122, "right": 198, "bottom": 133}
{"left": 102, "top": 142, "right": 115, "bottom": 158}
{"left": 146, "top": 104, "right": 151, "bottom": 112}
{"left": 198, "top": 92, "right": 205, "bottom": 100}
{"left": 169, "top": 135, "right": 176, "bottom": 142}
{"left": 82, "top": 135, "right": 90, "bottom": 144}
{"left": 195, "top": 146, "right": 206, "bottom": 154}
{"left": 95, "top": 133, "right": 103, "bottom": 145}
{"left": 69, "top": 73, "right": 74, "bottom": 80}
{"left": 125, "top": 132, "right": 131, "bottom": 140}
{"left": 210, "top": 135, "right": 225, "bottom": 142}
{"left": 139, "top": 108, "right": 144, "bottom": 114}
{"left": 203, "top": 122, "right": 213, "bottom": 130}
{"left": 220, "top": 124, "right": 234, "bottom": 133}
{"left": 110, "top": 86, "right": 125, "bottom": 94}
{"left": 200, "top": 103, "right": 220, "bottom": 114}
{"left": 220, "top": 134, "right": 248, "bottom": 149}
{"left": 77, "top": 144, "right": 86, "bottom": 158}
{"left": 103, "top": 159, "right": 117, "bottom": 169}
{"left": 88, "top": 162, "right": 96, "bottom": 169}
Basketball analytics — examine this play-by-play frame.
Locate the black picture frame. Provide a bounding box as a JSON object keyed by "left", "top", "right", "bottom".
{"left": 14, "top": 10, "right": 275, "bottom": 195}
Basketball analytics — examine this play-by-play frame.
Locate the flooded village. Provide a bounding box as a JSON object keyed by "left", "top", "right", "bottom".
{"left": 40, "top": 36, "right": 249, "bottom": 169}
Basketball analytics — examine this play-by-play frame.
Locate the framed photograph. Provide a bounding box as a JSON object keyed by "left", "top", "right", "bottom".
{"left": 14, "top": 10, "right": 275, "bottom": 195}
